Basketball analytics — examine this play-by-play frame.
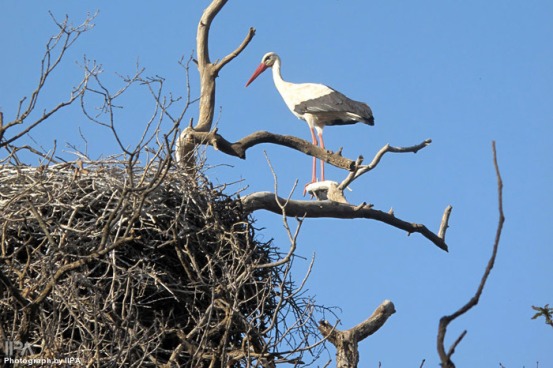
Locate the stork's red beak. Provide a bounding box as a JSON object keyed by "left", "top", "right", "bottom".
{"left": 245, "top": 63, "right": 268, "bottom": 87}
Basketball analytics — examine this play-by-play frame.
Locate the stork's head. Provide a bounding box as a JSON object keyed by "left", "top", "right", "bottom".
{"left": 245, "top": 52, "right": 279, "bottom": 87}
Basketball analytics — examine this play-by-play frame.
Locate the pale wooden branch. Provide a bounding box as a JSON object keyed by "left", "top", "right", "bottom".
{"left": 176, "top": 0, "right": 226, "bottom": 167}
{"left": 194, "top": 0, "right": 253, "bottom": 133}
{"left": 177, "top": 0, "right": 255, "bottom": 166}
{"left": 196, "top": 0, "right": 227, "bottom": 67}
{"left": 303, "top": 139, "right": 434, "bottom": 204}
{"left": 215, "top": 27, "right": 256, "bottom": 73}
{"left": 318, "top": 300, "right": 396, "bottom": 368}
{"left": 436, "top": 141, "right": 505, "bottom": 367}
{"left": 438, "top": 205, "right": 453, "bottom": 240}
{"left": 241, "top": 192, "right": 449, "bottom": 251}
{"left": 181, "top": 128, "right": 356, "bottom": 171}
{"left": 338, "top": 139, "right": 432, "bottom": 191}
{"left": 301, "top": 139, "right": 433, "bottom": 205}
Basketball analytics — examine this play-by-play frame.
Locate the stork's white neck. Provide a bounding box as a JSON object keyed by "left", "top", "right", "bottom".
{"left": 271, "top": 56, "right": 293, "bottom": 97}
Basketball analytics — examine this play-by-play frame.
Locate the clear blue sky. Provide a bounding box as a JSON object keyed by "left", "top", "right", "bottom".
{"left": 1, "top": 1, "right": 552, "bottom": 366}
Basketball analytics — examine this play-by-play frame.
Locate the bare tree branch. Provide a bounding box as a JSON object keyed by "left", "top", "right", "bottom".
{"left": 195, "top": 0, "right": 225, "bottom": 133}
{"left": 438, "top": 205, "right": 453, "bottom": 240}
{"left": 304, "top": 138, "right": 437, "bottom": 203}
{"left": 177, "top": 0, "right": 255, "bottom": 166}
{"left": 241, "top": 192, "right": 449, "bottom": 251}
{"left": 195, "top": 0, "right": 253, "bottom": 133}
{"left": 436, "top": 141, "right": 505, "bottom": 367}
{"left": 338, "top": 139, "right": 432, "bottom": 191}
{"left": 254, "top": 153, "right": 303, "bottom": 270}
{"left": 0, "top": 14, "right": 95, "bottom": 150}
{"left": 215, "top": 27, "right": 256, "bottom": 73}
{"left": 181, "top": 127, "right": 357, "bottom": 170}
{"left": 318, "top": 300, "right": 396, "bottom": 368}
{"left": 196, "top": 0, "right": 227, "bottom": 68}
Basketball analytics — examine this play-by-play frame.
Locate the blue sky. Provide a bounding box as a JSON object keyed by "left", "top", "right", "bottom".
{"left": 1, "top": 1, "right": 552, "bottom": 366}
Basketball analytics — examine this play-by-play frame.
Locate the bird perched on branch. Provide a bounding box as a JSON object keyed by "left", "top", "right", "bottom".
{"left": 246, "top": 52, "right": 374, "bottom": 187}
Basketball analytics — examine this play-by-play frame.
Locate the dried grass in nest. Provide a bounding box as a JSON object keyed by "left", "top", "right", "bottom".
{"left": 0, "top": 159, "right": 279, "bottom": 367}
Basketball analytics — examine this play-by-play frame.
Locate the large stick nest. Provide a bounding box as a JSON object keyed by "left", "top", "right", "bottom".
{"left": 0, "top": 160, "right": 285, "bottom": 367}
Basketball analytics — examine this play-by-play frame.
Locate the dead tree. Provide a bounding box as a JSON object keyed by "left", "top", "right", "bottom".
{"left": 173, "top": 1, "right": 453, "bottom": 366}
{"left": 0, "top": 2, "right": 506, "bottom": 368}
{"left": 178, "top": 0, "right": 451, "bottom": 251}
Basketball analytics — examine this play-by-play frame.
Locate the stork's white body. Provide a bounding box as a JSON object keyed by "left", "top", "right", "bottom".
{"left": 269, "top": 56, "right": 374, "bottom": 132}
{"left": 246, "top": 52, "right": 374, "bottom": 185}
{"left": 272, "top": 75, "right": 336, "bottom": 126}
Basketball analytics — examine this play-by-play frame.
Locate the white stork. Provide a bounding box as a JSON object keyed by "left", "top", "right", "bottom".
{"left": 245, "top": 52, "right": 374, "bottom": 186}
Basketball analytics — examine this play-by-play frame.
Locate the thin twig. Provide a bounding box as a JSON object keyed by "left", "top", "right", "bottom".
{"left": 338, "top": 139, "right": 431, "bottom": 190}
{"left": 436, "top": 141, "right": 505, "bottom": 367}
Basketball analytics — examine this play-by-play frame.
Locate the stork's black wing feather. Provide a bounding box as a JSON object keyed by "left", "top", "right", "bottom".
{"left": 293, "top": 88, "right": 374, "bottom": 126}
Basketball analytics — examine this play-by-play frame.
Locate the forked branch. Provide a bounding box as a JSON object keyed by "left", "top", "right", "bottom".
{"left": 307, "top": 138, "right": 436, "bottom": 202}
{"left": 436, "top": 141, "right": 505, "bottom": 367}
{"left": 338, "top": 139, "right": 432, "bottom": 191}
{"left": 0, "top": 14, "right": 95, "bottom": 150}
{"left": 318, "top": 300, "right": 396, "bottom": 368}
{"left": 177, "top": 0, "right": 255, "bottom": 164}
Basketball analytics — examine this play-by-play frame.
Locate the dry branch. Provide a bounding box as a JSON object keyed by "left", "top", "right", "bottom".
{"left": 338, "top": 139, "right": 432, "bottom": 191}
{"left": 215, "top": 27, "right": 256, "bottom": 73}
{"left": 180, "top": 127, "right": 356, "bottom": 171}
{"left": 195, "top": 0, "right": 226, "bottom": 131}
{"left": 305, "top": 139, "right": 436, "bottom": 203}
{"left": 0, "top": 14, "right": 95, "bottom": 151}
{"left": 436, "top": 141, "right": 505, "bottom": 367}
{"left": 241, "top": 192, "right": 449, "bottom": 251}
{"left": 318, "top": 300, "right": 396, "bottom": 368}
{"left": 177, "top": 0, "right": 255, "bottom": 166}
{"left": 438, "top": 205, "right": 453, "bottom": 240}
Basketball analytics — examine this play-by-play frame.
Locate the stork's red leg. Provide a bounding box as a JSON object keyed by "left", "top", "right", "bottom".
{"left": 318, "top": 130, "right": 325, "bottom": 181}
{"left": 309, "top": 126, "right": 318, "bottom": 183}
